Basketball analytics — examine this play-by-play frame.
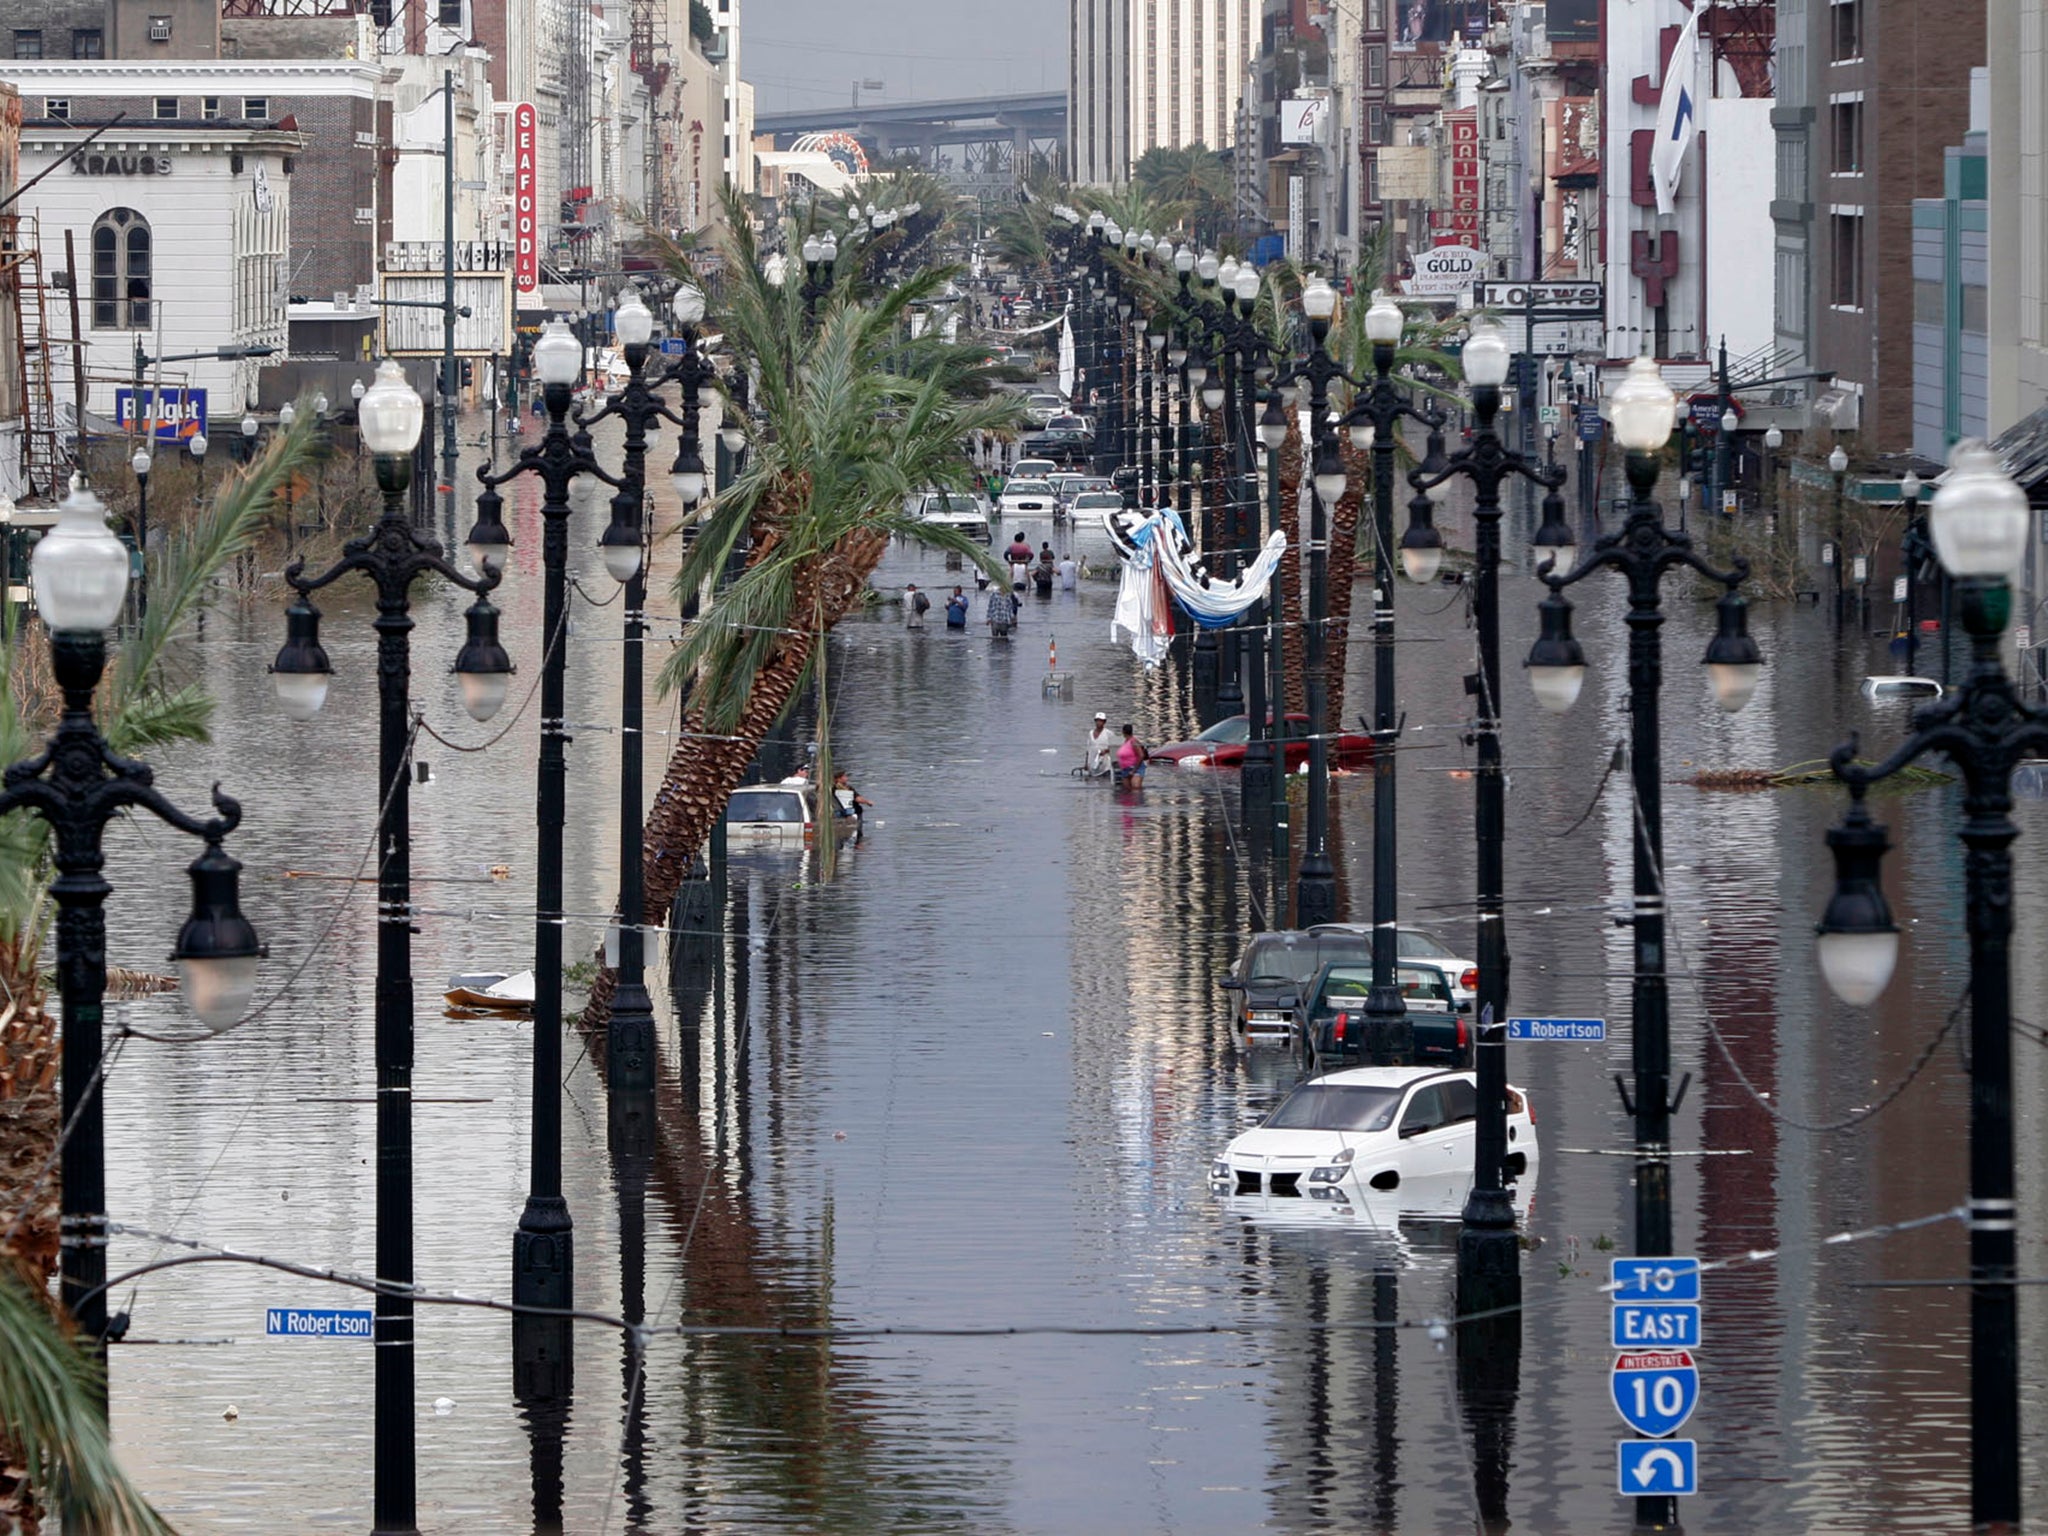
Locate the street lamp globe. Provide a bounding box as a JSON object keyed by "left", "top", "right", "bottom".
{"left": 801, "top": 234, "right": 822, "bottom": 265}
{"left": 614, "top": 290, "right": 655, "bottom": 347}
{"left": 1720, "top": 408, "right": 1738, "bottom": 434}
{"left": 1233, "top": 265, "right": 1261, "bottom": 306}
{"left": 1196, "top": 251, "right": 1220, "bottom": 284}
{"left": 819, "top": 233, "right": 838, "bottom": 263}
{"left": 1348, "top": 415, "right": 1375, "bottom": 452}
{"left": 357, "top": 359, "right": 425, "bottom": 455}
{"left": 1217, "top": 256, "right": 1239, "bottom": 289}
{"left": 1815, "top": 803, "right": 1899, "bottom": 1006}
{"left": 1312, "top": 440, "right": 1347, "bottom": 506}
{"left": 131, "top": 448, "right": 152, "bottom": 480}
{"left": 1174, "top": 245, "right": 1196, "bottom": 275}
{"left": 671, "top": 440, "right": 707, "bottom": 507}
{"left": 351, "top": 377, "right": 367, "bottom": 405}
{"left": 1088, "top": 209, "right": 1107, "bottom": 232}
{"left": 189, "top": 432, "right": 208, "bottom": 460}
{"left": 1929, "top": 439, "right": 2030, "bottom": 580}
{"left": 269, "top": 595, "right": 332, "bottom": 721}
{"left": 1202, "top": 379, "right": 1226, "bottom": 411}
{"left": 314, "top": 394, "right": 329, "bottom": 417}
{"left": 31, "top": 482, "right": 130, "bottom": 631}
{"left": 671, "top": 283, "right": 706, "bottom": 325}
{"left": 1702, "top": 589, "right": 1763, "bottom": 712}
{"left": 533, "top": 321, "right": 582, "bottom": 387}
{"left": 1764, "top": 425, "right": 1783, "bottom": 450}
{"left": 171, "top": 839, "right": 263, "bottom": 1032}
{"left": 1400, "top": 491, "right": 1445, "bottom": 583}
{"left": 1525, "top": 587, "right": 1588, "bottom": 714}
{"left": 1462, "top": 320, "right": 1511, "bottom": 388}
{"left": 599, "top": 490, "right": 643, "bottom": 584}
{"left": 1364, "top": 293, "right": 1404, "bottom": 346}
{"left": 241, "top": 413, "right": 258, "bottom": 441}
{"left": 1259, "top": 395, "right": 1289, "bottom": 451}
{"left": 1138, "top": 229, "right": 1156, "bottom": 253}
{"left": 1608, "top": 355, "right": 1677, "bottom": 451}
{"left": 1900, "top": 470, "right": 1922, "bottom": 504}
{"left": 1531, "top": 485, "right": 1576, "bottom": 573}
{"left": 278, "top": 401, "right": 297, "bottom": 429}
{"left": 452, "top": 595, "right": 514, "bottom": 722}
{"left": 1301, "top": 277, "right": 1337, "bottom": 322}
{"left": 1827, "top": 444, "right": 1849, "bottom": 475}
{"left": 1104, "top": 220, "right": 1122, "bottom": 244}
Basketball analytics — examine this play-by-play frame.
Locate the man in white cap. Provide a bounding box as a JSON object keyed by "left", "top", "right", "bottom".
{"left": 1084, "top": 711, "right": 1115, "bottom": 776}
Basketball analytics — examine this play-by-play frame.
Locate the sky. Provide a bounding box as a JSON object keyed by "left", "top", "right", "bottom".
{"left": 741, "top": 0, "right": 1068, "bottom": 116}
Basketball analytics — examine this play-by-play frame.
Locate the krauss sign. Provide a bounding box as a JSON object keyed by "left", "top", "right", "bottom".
{"left": 512, "top": 102, "right": 539, "bottom": 294}
{"left": 72, "top": 152, "right": 173, "bottom": 176}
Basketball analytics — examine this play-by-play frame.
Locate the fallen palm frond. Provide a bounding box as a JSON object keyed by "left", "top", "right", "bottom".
{"left": 1687, "top": 760, "right": 1954, "bottom": 791}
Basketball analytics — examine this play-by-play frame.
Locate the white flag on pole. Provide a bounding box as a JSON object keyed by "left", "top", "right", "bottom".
{"left": 1058, "top": 311, "right": 1076, "bottom": 400}
{"left": 1651, "top": 4, "right": 1703, "bottom": 216}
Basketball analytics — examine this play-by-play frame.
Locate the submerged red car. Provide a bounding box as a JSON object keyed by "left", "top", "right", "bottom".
{"left": 1149, "top": 713, "right": 1373, "bottom": 771}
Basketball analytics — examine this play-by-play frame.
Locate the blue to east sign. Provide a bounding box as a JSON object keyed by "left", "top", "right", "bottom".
{"left": 1612, "top": 1256, "right": 1701, "bottom": 1302}
{"left": 1618, "top": 1438, "right": 1698, "bottom": 1496}
{"left": 1505, "top": 1017, "right": 1605, "bottom": 1042}
{"left": 1577, "top": 411, "right": 1604, "bottom": 443}
{"left": 1612, "top": 1303, "right": 1701, "bottom": 1349}
{"left": 266, "top": 1308, "right": 373, "bottom": 1339}
{"left": 1612, "top": 1349, "right": 1699, "bottom": 1437}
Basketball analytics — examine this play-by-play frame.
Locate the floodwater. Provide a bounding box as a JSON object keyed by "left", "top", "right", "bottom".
{"left": 72, "top": 414, "right": 2048, "bottom": 1532}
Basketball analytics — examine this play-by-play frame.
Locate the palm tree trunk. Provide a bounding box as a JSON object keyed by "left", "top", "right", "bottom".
{"left": 583, "top": 528, "right": 888, "bottom": 1030}
{"left": 1279, "top": 423, "right": 1307, "bottom": 718}
{"left": 1324, "top": 441, "right": 1370, "bottom": 730}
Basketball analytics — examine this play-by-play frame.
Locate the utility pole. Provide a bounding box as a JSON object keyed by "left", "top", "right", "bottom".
{"left": 442, "top": 69, "right": 461, "bottom": 501}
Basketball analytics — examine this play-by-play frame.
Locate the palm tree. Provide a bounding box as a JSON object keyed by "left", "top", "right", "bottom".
{"left": 580, "top": 197, "right": 1023, "bottom": 1026}
{"left": 1133, "top": 146, "right": 1232, "bottom": 244}
{"left": 0, "top": 415, "right": 316, "bottom": 1531}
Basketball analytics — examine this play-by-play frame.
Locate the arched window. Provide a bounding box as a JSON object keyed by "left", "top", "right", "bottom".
{"left": 91, "top": 207, "right": 150, "bottom": 329}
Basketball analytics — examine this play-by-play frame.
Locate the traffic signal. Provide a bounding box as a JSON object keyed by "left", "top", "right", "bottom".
{"left": 460, "top": 359, "right": 473, "bottom": 388}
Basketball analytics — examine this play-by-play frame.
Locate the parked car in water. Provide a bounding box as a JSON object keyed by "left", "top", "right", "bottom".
{"left": 1011, "top": 458, "right": 1059, "bottom": 480}
{"left": 1021, "top": 414, "right": 1095, "bottom": 465}
{"left": 722, "top": 780, "right": 839, "bottom": 848}
{"left": 912, "top": 489, "right": 992, "bottom": 542}
{"left": 1311, "top": 923, "right": 1478, "bottom": 1013}
{"left": 997, "top": 477, "right": 1057, "bottom": 516}
{"left": 1212, "top": 1066, "right": 1536, "bottom": 1208}
{"left": 1294, "top": 959, "right": 1468, "bottom": 1064}
{"left": 1220, "top": 928, "right": 1373, "bottom": 1045}
{"left": 1149, "top": 713, "right": 1374, "bottom": 772}
{"left": 1025, "top": 392, "right": 1067, "bottom": 425}
{"left": 1067, "top": 490, "right": 1126, "bottom": 526}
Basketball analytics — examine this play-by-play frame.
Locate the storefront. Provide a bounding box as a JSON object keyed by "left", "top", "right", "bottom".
{"left": 14, "top": 116, "right": 298, "bottom": 437}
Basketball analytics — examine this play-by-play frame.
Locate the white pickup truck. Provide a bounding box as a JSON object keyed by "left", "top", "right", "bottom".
{"left": 912, "top": 490, "right": 991, "bottom": 543}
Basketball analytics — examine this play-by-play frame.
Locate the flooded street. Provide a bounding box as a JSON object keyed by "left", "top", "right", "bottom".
{"left": 84, "top": 421, "right": 2048, "bottom": 1531}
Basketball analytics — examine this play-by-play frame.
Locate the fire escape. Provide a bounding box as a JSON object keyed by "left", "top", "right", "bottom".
{"left": 628, "top": 0, "right": 673, "bottom": 231}
{"left": 0, "top": 214, "right": 65, "bottom": 502}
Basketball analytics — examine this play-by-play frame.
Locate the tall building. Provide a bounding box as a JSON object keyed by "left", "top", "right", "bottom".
{"left": 1987, "top": 0, "right": 2048, "bottom": 433}
{"left": 1771, "top": 0, "right": 1984, "bottom": 445}
{"left": 1069, "top": 0, "right": 1256, "bottom": 187}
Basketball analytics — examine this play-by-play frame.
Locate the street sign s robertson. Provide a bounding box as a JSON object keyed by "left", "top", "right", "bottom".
{"left": 1612, "top": 1349, "right": 1699, "bottom": 1436}
{"left": 1611, "top": 1256, "right": 1702, "bottom": 1302}
{"left": 1612, "top": 1303, "right": 1702, "bottom": 1349}
{"left": 1618, "top": 1439, "right": 1698, "bottom": 1496}
{"left": 1506, "top": 1016, "right": 1606, "bottom": 1041}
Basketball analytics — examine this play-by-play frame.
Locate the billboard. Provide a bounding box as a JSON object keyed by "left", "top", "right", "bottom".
{"left": 512, "top": 102, "right": 539, "bottom": 295}
{"left": 1279, "top": 96, "right": 1330, "bottom": 146}
{"left": 114, "top": 387, "right": 207, "bottom": 441}
{"left": 379, "top": 274, "right": 511, "bottom": 357}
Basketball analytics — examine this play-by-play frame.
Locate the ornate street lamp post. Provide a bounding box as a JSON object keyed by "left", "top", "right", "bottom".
{"left": 1523, "top": 356, "right": 1763, "bottom": 1531}
{"left": 272, "top": 361, "right": 512, "bottom": 1533}
{"left": 1814, "top": 441, "right": 2041, "bottom": 1532}
{"left": 477, "top": 321, "right": 619, "bottom": 1333}
{"left": 0, "top": 483, "right": 263, "bottom": 1384}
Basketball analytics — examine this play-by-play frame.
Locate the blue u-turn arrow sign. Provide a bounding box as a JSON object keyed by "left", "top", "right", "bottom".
{"left": 1618, "top": 1438, "right": 1698, "bottom": 1495}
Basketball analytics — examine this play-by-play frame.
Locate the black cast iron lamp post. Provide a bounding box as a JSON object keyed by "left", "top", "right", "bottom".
{"left": 670, "top": 284, "right": 711, "bottom": 509}
{"left": 1521, "top": 354, "right": 1760, "bottom": 1531}
{"left": 1291, "top": 275, "right": 1345, "bottom": 927}
{"left": 482, "top": 315, "right": 620, "bottom": 1341}
{"left": 273, "top": 360, "right": 509, "bottom": 1536}
{"left": 1812, "top": 441, "right": 2037, "bottom": 1530}
{"left": 3, "top": 483, "right": 264, "bottom": 1378}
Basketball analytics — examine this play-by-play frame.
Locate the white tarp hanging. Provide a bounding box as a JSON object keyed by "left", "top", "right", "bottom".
{"left": 1103, "top": 506, "right": 1289, "bottom": 667}
{"left": 1058, "top": 311, "right": 1076, "bottom": 401}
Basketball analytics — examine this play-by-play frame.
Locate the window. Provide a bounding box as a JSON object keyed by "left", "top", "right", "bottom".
{"left": 1775, "top": 244, "right": 1808, "bottom": 338}
{"left": 13, "top": 30, "right": 42, "bottom": 58}
{"left": 1830, "top": 0, "right": 1861, "bottom": 61}
{"left": 243, "top": 96, "right": 269, "bottom": 120}
{"left": 71, "top": 28, "right": 102, "bottom": 57}
{"left": 154, "top": 96, "right": 178, "bottom": 120}
{"left": 202, "top": 95, "right": 223, "bottom": 120}
{"left": 1775, "top": 131, "right": 1808, "bottom": 203}
{"left": 1367, "top": 152, "right": 1381, "bottom": 204}
{"left": 1367, "top": 103, "right": 1388, "bottom": 144}
{"left": 45, "top": 99, "right": 69, "bottom": 120}
{"left": 1398, "top": 1086, "right": 1447, "bottom": 1138}
{"left": 1366, "top": 44, "right": 1385, "bottom": 87}
{"left": 1440, "top": 1078, "right": 1477, "bottom": 1126}
{"left": 147, "top": 13, "right": 172, "bottom": 40}
{"left": 91, "top": 208, "right": 152, "bottom": 330}
{"left": 437, "top": 0, "right": 462, "bottom": 22}
{"left": 1831, "top": 99, "right": 1863, "bottom": 173}
{"left": 1830, "top": 212, "right": 1863, "bottom": 308}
